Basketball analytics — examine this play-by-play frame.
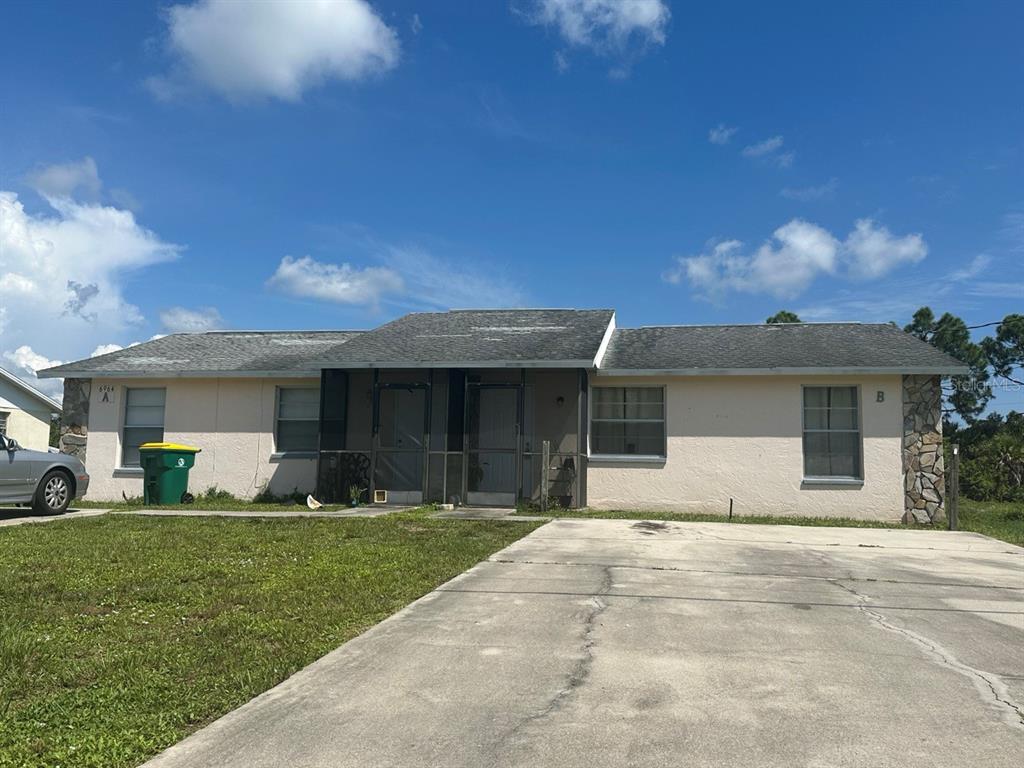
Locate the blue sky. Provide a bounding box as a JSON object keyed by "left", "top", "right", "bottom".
{"left": 1, "top": 1, "right": 1021, "bottom": 409}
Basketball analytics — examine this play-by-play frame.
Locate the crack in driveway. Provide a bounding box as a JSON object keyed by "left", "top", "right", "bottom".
{"left": 831, "top": 579, "right": 1024, "bottom": 731}
{"left": 503, "top": 565, "right": 613, "bottom": 740}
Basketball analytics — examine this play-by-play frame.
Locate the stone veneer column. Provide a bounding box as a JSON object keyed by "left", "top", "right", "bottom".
{"left": 902, "top": 375, "right": 945, "bottom": 524}
{"left": 59, "top": 377, "right": 90, "bottom": 462}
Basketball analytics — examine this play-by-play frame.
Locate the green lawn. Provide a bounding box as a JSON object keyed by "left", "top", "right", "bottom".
{"left": 0, "top": 512, "right": 541, "bottom": 768}
{"left": 957, "top": 499, "right": 1024, "bottom": 547}
{"left": 554, "top": 498, "right": 1024, "bottom": 547}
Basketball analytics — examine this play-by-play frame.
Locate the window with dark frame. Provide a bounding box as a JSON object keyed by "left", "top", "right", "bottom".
{"left": 590, "top": 386, "right": 665, "bottom": 457}
{"left": 802, "top": 386, "right": 861, "bottom": 479}
{"left": 122, "top": 388, "right": 165, "bottom": 467}
{"left": 276, "top": 387, "right": 320, "bottom": 452}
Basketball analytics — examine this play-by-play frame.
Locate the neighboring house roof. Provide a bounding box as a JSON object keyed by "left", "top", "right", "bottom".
{"left": 597, "top": 323, "right": 969, "bottom": 376}
{"left": 309, "top": 309, "right": 617, "bottom": 368}
{"left": 0, "top": 365, "right": 62, "bottom": 412}
{"left": 37, "top": 313, "right": 969, "bottom": 379}
{"left": 38, "top": 331, "right": 364, "bottom": 379}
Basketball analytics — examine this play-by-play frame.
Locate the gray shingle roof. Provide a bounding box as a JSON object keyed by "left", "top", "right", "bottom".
{"left": 38, "top": 331, "right": 364, "bottom": 378}
{"left": 598, "top": 323, "right": 968, "bottom": 375}
{"left": 39, "top": 315, "right": 968, "bottom": 379}
{"left": 310, "top": 309, "right": 616, "bottom": 368}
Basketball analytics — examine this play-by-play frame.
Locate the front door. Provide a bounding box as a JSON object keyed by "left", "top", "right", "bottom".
{"left": 374, "top": 386, "right": 427, "bottom": 505}
{"left": 466, "top": 385, "right": 520, "bottom": 507}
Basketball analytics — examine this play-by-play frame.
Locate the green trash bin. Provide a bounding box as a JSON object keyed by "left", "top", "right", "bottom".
{"left": 139, "top": 443, "right": 201, "bottom": 505}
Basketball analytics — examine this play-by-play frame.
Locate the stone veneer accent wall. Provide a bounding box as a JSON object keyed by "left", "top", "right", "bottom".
{"left": 59, "top": 377, "right": 90, "bottom": 462}
{"left": 902, "top": 375, "right": 945, "bottom": 523}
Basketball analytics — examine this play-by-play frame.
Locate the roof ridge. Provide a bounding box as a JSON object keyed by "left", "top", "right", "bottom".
{"left": 198, "top": 329, "right": 367, "bottom": 335}
{"left": 621, "top": 322, "right": 895, "bottom": 329}
{"left": 430, "top": 308, "right": 614, "bottom": 314}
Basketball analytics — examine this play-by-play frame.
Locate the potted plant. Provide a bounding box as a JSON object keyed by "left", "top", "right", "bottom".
{"left": 348, "top": 484, "right": 364, "bottom": 507}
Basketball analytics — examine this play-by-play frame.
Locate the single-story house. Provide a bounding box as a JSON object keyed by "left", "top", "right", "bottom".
{"left": 0, "top": 365, "right": 60, "bottom": 451}
{"left": 39, "top": 309, "right": 966, "bottom": 522}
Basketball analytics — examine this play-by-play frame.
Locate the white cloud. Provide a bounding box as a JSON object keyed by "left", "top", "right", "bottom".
{"left": 844, "top": 218, "right": 927, "bottom": 279}
{"left": 159, "top": 306, "right": 223, "bottom": 333}
{"left": 381, "top": 245, "right": 526, "bottom": 309}
{"left": 741, "top": 135, "right": 793, "bottom": 168}
{"left": 266, "top": 241, "right": 525, "bottom": 311}
{"left": 708, "top": 124, "right": 737, "bottom": 145}
{"left": 665, "top": 218, "right": 928, "bottom": 300}
{"left": 410, "top": 13, "right": 423, "bottom": 35}
{"left": 998, "top": 209, "right": 1024, "bottom": 252}
{"left": 267, "top": 256, "right": 404, "bottom": 305}
{"left": 91, "top": 343, "right": 124, "bottom": 357}
{"left": 554, "top": 50, "right": 571, "bottom": 73}
{"left": 946, "top": 253, "right": 992, "bottom": 282}
{"left": 25, "top": 157, "right": 102, "bottom": 200}
{"left": 780, "top": 178, "right": 838, "bottom": 201}
{"left": 525, "top": 0, "right": 670, "bottom": 67}
{"left": 741, "top": 136, "right": 784, "bottom": 157}
{"left": 3, "top": 346, "right": 63, "bottom": 399}
{"left": 967, "top": 282, "right": 1024, "bottom": 298}
{"left": 0, "top": 182, "right": 182, "bottom": 399}
{"left": 150, "top": 0, "right": 400, "bottom": 102}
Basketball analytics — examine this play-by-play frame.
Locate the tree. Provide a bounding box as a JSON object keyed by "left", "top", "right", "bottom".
{"left": 766, "top": 310, "right": 801, "bottom": 324}
{"left": 904, "top": 307, "right": 992, "bottom": 422}
{"left": 982, "top": 313, "right": 1024, "bottom": 386}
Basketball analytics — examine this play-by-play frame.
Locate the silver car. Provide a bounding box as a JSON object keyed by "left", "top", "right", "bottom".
{"left": 0, "top": 435, "right": 90, "bottom": 514}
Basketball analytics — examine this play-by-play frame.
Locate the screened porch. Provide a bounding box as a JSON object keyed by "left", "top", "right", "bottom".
{"left": 315, "top": 367, "right": 587, "bottom": 508}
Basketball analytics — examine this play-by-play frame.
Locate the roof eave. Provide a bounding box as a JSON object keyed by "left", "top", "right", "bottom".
{"left": 314, "top": 359, "right": 595, "bottom": 370}
{"left": 37, "top": 369, "right": 324, "bottom": 379}
{"left": 594, "top": 365, "right": 970, "bottom": 377}
{"left": 0, "top": 367, "right": 61, "bottom": 410}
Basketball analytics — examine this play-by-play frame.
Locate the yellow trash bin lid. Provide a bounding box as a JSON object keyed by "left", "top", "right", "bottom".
{"left": 139, "top": 442, "right": 202, "bottom": 453}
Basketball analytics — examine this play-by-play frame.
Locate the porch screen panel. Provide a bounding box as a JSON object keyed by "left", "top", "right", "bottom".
{"left": 345, "top": 371, "right": 373, "bottom": 451}
{"left": 375, "top": 387, "right": 426, "bottom": 492}
{"left": 319, "top": 371, "right": 347, "bottom": 451}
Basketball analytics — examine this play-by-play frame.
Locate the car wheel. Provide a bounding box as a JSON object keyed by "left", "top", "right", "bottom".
{"left": 33, "top": 470, "right": 72, "bottom": 515}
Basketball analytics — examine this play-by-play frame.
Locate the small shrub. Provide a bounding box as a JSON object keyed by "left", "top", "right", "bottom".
{"left": 196, "top": 486, "right": 239, "bottom": 503}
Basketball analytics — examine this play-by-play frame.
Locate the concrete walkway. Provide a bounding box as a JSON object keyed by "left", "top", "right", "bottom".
{"left": 143, "top": 519, "right": 1024, "bottom": 768}
{"left": 0, "top": 507, "right": 109, "bottom": 527}
{"left": 431, "top": 506, "right": 548, "bottom": 521}
{"left": 117, "top": 506, "right": 408, "bottom": 519}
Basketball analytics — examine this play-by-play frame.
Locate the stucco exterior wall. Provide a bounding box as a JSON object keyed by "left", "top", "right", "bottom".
{"left": 586, "top": 374, "right": 905, "bottom": 520}
{"left": 84, "top": 377, "right": 321, "bottom": 501}
{"left": 1, "top": 407, "right": 52, "bottom": 451}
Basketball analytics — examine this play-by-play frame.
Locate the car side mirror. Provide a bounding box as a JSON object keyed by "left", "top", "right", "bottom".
{"left": 4, "top": 438, "right": 20, "bottom": 451}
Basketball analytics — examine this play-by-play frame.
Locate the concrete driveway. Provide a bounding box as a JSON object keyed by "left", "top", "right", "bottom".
{"left": 144, "top": 519, "right": 1024, "bottom": 768}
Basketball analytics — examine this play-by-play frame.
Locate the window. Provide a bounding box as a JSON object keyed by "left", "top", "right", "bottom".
{"left": 122, "top": 388, "right": 165, "bottom": 467}
{"left": 803, "top": 386, "right": 861, "bottom": 479}
{"left": 591, "top": 387, "right": 665, "bottom": 457}
{"left": 276, "top": 387, "right": 320, "bottom": 452}
{"left": 0, "top": 411, "right": 7, "bottom": 436}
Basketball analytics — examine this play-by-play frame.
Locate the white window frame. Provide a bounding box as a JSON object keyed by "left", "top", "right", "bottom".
{"left": 0, "top": 410, "right": 8, "bottom": 436}
{"left": 588, "top": 385, "right": 667, "bottom": 460}
{"left": 120, "top": 387, "right": 166, "bottom": 468}
{"left": 801, "top": 384, "right": 863, "bottom": 483}
{"left": 274, "top": 386, "right": 320, "bottom": 456}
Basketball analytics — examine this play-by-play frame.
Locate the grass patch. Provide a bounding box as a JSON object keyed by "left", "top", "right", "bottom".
{"left": 74, "top": 485, "right": 354, "bottom": 513}
{"left": 555, "top": 498, "right": 1024, "bottom": 546}
{"left": 0, "top": 512, "right": 540, "bottom": 767}
{"left": 958, "top": 499, "right": 1024, "bottom": 547}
